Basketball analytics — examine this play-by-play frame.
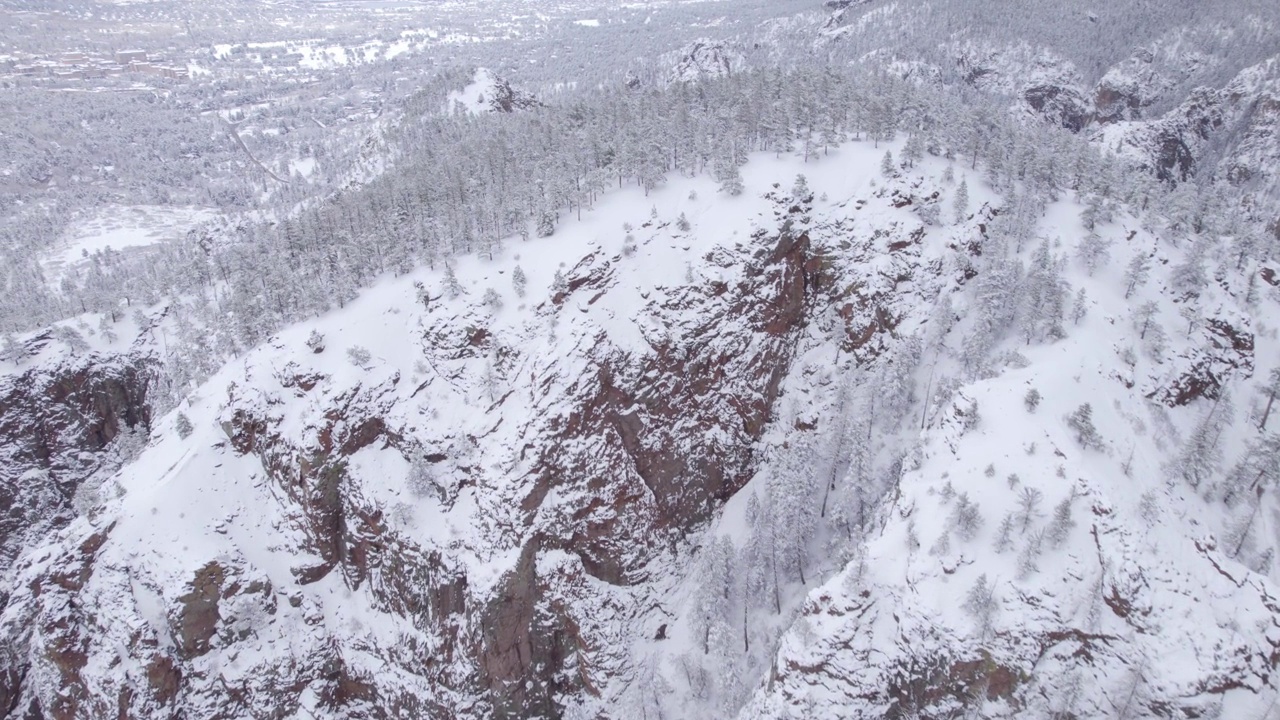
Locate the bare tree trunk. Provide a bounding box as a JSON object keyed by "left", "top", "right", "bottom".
{"left": 771, "top": 549, "right": 781, "bottom": 614}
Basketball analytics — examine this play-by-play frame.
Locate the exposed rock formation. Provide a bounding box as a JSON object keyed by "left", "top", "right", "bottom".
{"left": 669, "top": 40, "right": 743, "bottom": 83}
{"left": 0, "top": 351, "right": 154, "bottom": 576}
{"left": 0, "top": 179, "right": 845, "bottom": 718}
{"left": 0, "top": 143, "right": 1276, "bottom": 719}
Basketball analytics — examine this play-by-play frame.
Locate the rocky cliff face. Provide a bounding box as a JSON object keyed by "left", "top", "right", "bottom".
{"left": 0, "top": 348, "right": 154, "bottom": 580}
{"left": 1095, "top": 60, "right": 1279, "bottom": 190}
{"left": 833, "top": 14, "right": 1279, "bottom": 222}
{"left": 0, "top": 163, "right": 855, "bottom": 718}
{"left": 942, "top": 41, "right": 1280, "bottom": 218}
{"left": 448, "top": 69, "right": 540, "bottom": 116}
{"left": 669, "top": 40, "right": 743, "bottom": 83}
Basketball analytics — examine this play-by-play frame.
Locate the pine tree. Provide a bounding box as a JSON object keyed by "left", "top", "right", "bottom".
{"left": 719, "top": 162, "right": 745, "bottom": 196}
{"left": 407, "top": 452, "right": 436, "bottom": 498}
{"left": 1024, "top": 388, "right": 1042, "bottom": 412}
{"left": 905, "top": 518, "right": 920, "bottom": 554}
{"left": 482, "top": 287, "right": 503, "bottom": 310}
{"left": 950, "top": 493, "right": 984, "bottom": 541}
{"left": 1045, "top": 495, "right": 1076, "bottom": 547}
{"left": 1122, "top": 252, "right": 1152, "bottom": 299}
{"left": 443, "top": 264, "right": 463, "bottom": 299}
{"left": 929, "top": 530, "right": 952, "bottom": 556}
{"left": 1170, "top": 239, "right": 1208, "bottom": 298}
{"left": 1220, "top": 432, "right": 1280, "bottom": 506}
{"left": 1, "top": 333, "right": 21, "bottom": 364}
{"left": 1021, "top": 240, "right": 1067, "bottom": 343}
{"left": 770, "top": 441, "right": 820, "bottom": 586}
{"left": 1132, "top": 301, "right": 1159, "bottom": 339}
{"left": 744, "top": 493, "right": 781, "bottom": 614}
{"left": 1142, "top": 319, "right": 1168, "bottom": 361}
{"left": 512, "top": 265, "right": 528, "bottom": 298}
{"left": 1224, "top": 499, "right": 1262, "bottom": 561}
{"left": 690, "top": 535, "right": 735, "bottom": 655}
{"left": 1076, "top": 231, "right": 1111, "bottom": 276}
{"left": 961, "top": 259, "right": 1019, "bottom": 374}
{"left": 536, "top": 210, "right": 557, "bottom": 238}
{"left": 1079, "top": 196, "right": 1102, "bottom": 231}
{"left": 482, "top": 358, "right": 498, "bottom": 401}
{"left": 880, "top": 150, "right": 896, "bottom": 177}
{"left": 952, "top": 179, "right": 969, "bottom": 223}
{"left": 962, "top": 573, "right": 998, "bottom": 637}
{"left": 54, "top": 325, "right": 88, "bottom": 353}
{"left": 902, "top": 133, "right": 925, "bottom": 169}
{"left": 791, "top": 174, "right": 811, "bottom": 202}
{"left": 1070, "top": 288, "right": 1088, "bottom": 325}
{"left": 175, "top": 412, "right": 194, "bottom": 439}
{"left": 993, "top": 513, "right": 1015, "bottom": 553}
{"left": 1173, "top": 400, "right": 1228, "bottom": 490}
{"left": 1017, "top": 487, "right": 1043, "bottom": 532}
{"left": 97, "top": 315, "right": 118, "bottom": 345}
{"left": 1066, "top": 403, "right": 1104, "bottom": 451}
{"left": 1016, "top": 530, "right": 1044, "bottom": 580}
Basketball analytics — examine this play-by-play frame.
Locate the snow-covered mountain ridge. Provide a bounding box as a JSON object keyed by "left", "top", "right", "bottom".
{"left": 6, "top": 0, "right": 1280, "bottom": 717}
{"left": 1, "top": 131, "right": 1278, "bottom": 718}
{"left": 959, "top": 43, "right": 1280, "bottom": 204}
{"left": 814, "top": 2, "right": 1280, "bottom": 228}
{"left": 0, "top": 146, "right": 864, "bottom": 718}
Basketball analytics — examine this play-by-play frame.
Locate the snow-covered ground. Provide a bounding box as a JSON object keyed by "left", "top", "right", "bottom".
{"left": 446, "top": 68, "right": 502, "bottom": 115}
{"left": 43, "top": 205, "right": 217, "bottom": 280}
{"left": 6, "top": 129, "right": 1276, "bottom": 718}
{"left": 4, "top": 0, "right": 1280, "bottom": 715}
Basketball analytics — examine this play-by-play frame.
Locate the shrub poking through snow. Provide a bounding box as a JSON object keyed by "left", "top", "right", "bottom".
{"left": 347, "top": 345, "right": 372, "bottom": 368}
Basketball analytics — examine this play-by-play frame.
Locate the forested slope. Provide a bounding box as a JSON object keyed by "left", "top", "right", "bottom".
{"left": 1, "top": 1, "right": 1279, "bottom": 718}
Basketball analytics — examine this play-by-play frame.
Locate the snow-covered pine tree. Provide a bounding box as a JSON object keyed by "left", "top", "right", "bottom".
{"left": 1045, "top": 495, "right": 1076, "bottom": 547}
{"left": 1070, "top": 288, "right": 1088, "bottom": 325}
{"left": 175, "top": 413, "right": 194, "bottom": 439}
{"left": 1016, "top": 486, "right": 1043, "bottom": 532}
{"left": 952, "top": 179, "right": 969, "bottom": 223}
{"left": 962, "top": 573, "right": 998, "bottom": 637}
{"left": 902, "top": 133, "right": 925, "bottom": 169}
{"left": 880, "top": 150, "right": 896, "bottom": 177}
{"left": 512, "top": 265, "right": 528, "bottom": 298}
{"left": 1123, "top": 251, "right": 1152, "bottom": 299}
{"left": 1076, "top": 230, "right": 1111, "bottom": 276}
{"left": 444, "top": 264, "right": 463, "bottom": 300}
{"left": 1066, "top": 403, "right": 1104, "bottom": 451}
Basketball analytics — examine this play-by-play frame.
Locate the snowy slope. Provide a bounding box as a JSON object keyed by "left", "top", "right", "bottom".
{"left": 0, "top": 142, "right": 861, "bottom": 718}
{"left": 813, "top": 1, "right": 1280, "bottom": 224}
{"left": 739, "top": 184, "right": 1280, "bottom": 718}
{"left": 1, "top": 136, "right": 1278, "bottom": 719}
